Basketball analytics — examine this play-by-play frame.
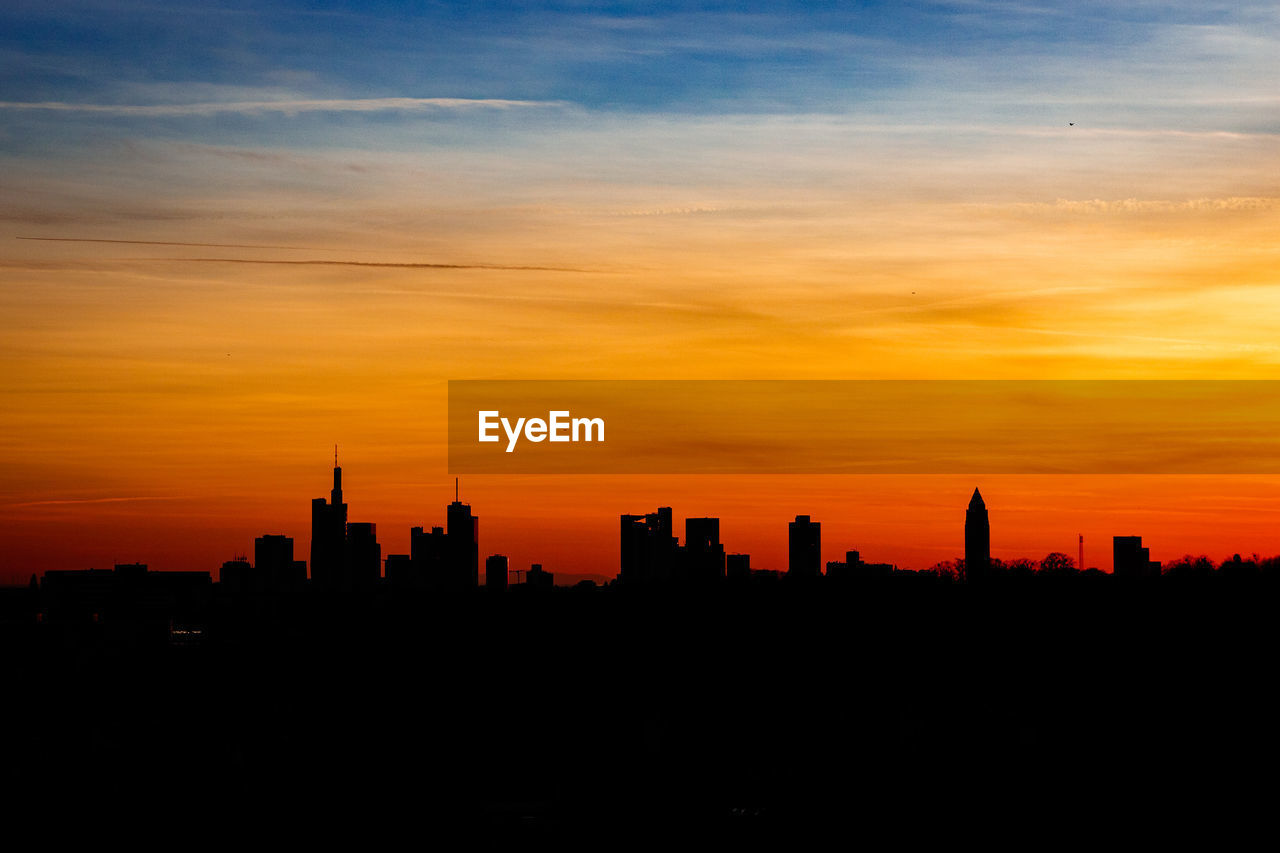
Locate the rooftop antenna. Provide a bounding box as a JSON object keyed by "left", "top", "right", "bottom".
{"left": 1079, "top": 534, "right": 1084, "bottom": 571}
{"left": 335, "top": 444, "right": 339, "bottom": 468}
{"left": 455, "top": 477, "right": 459, "bottom": 502}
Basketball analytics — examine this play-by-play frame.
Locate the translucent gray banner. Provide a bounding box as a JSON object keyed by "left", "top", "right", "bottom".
{"left": 448, "top": 380, "right": 1280, "bottom": 473}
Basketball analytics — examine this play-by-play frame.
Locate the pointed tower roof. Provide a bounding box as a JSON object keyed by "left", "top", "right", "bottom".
{"left": 969, "top": 487, "right": 985, "bottom": 509}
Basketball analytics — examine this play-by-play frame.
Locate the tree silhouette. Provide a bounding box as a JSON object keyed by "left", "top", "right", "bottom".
{"left": 927, "top": 559, "right": 964, "bottom": 581}
{"left": 1005, "top": 557, "right": 1036, "bottom": 578}
{"left": 1219, "top": 553, "right": 1259, "bottom": 578}
{"left": 1164, "top": 554, "right": 1215, "bottom": 579}
{"left": 1038, "top": 552, "right": 1076, "bottom": 575}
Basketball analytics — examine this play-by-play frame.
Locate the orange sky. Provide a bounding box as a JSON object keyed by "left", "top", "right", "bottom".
{"left": 5, "top": 171, "right": 1280, "bottom": 582}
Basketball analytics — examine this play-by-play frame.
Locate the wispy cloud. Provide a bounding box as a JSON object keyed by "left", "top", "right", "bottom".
{"left": 142, "top": 257, "right": 593, "bottom": 273}
{"left": 18, "top": 236, "right": 314, "bottom": 249}
{"left": 0, "top": 97, "right": 565, "bottom": 116}
{"left": 5, "top": 496, "right": 184, "bottom": 508}
{"left": 1008, "top": 197, "right": 1280, "bottom": 215}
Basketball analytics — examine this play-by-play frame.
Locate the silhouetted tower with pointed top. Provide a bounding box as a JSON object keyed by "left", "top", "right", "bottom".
{"left": 965, "top": 488, "right": 990, "bottom": 582}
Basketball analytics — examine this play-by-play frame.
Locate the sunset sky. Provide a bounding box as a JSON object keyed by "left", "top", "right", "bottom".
{"left": 3, "top": 1, "right": 1280, "bottom": 583}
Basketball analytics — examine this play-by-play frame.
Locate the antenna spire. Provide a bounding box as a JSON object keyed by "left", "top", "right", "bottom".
{"left": 334, "top": 444, "right": 338, "bottom": 468}
{"left": 455, "top": 477, "right": 459, "bottom": 502}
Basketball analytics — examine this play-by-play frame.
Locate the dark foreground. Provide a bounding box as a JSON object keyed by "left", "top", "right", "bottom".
{"left": 3, "top": 575, "right": 1278, "bottom": 841}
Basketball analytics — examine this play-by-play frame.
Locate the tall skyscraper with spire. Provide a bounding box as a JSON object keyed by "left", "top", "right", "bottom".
{"left": 965, "top": 488, "right": 990, "bottom": 581}
{"left": 446, "top": 479, "right": 479, "bottom": 588}
{"left": 310, "top": 448, "right": 348, "bottom": 588}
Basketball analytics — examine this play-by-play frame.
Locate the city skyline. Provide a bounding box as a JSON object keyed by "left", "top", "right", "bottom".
{"left": 10, "top": 453, "right": 1279, "bottom": 586}
{"left": 4, "top": 2, "right": 1277, "bottom": 836}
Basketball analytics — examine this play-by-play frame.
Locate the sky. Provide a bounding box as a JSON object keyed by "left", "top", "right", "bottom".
{"left": 2, "top": 1, "right": 1280, "bottom": 582}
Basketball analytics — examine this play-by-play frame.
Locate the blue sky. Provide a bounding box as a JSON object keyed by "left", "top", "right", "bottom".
{"left": 1, "top": 1, "right": 1276, "bottom": 234}
{"left": 3, "top": 2, "right": 1276, "bottom": 127}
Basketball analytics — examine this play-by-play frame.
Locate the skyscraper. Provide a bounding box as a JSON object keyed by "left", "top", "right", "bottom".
{"left": 400, "top": 484, "right": 481, "bottom": 591}
{"left": 788, "top": 515, "right": 821, "bottom": 578}
{"left": 1113, "top": 536, "right": 1161, "bottom": 578}
{"left": 485, "top": 554, "right": 509, "bottom": 590}
{"left": 446, "top": 482, "right": 479, "bottom": 588}
{"left": 620, "top": 507, "right": 678, "bottom": 584}
{"left": 965, "top": 488, "right": 990, "bottom": 581}
{"left": 684, "top": 517, "right": 725, "bottom": 582}
{"left": 310, "top": 455, "right": 348, "bottom": 588}
{"left": 255, "top": 534, "right": 306, "bottom": 592}
{"left": 408, "top": 525, "right": 447, "bottom": 589}
{"left": 345, "top": 523, "right": 381, "bottom": 588}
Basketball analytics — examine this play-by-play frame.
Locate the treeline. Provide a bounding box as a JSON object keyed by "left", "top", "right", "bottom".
{"left": 926, "top": 551, "right": 1280, "bottom": 579}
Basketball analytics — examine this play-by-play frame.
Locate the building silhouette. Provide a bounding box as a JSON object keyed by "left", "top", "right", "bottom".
{"left": 526, "top": 562, "right": 554, "bottom": 588}
{"left": 726, "top": 552, "right": 751, "bottom": 581}
{"left": 309, "top": 456, "right": 383, "bottom": 591}
{"left": 1113, "top": 535, "right": 1161, "bottom": 578}
{"left": 445, "top": 485, "right": 479, "bottom": 588}
{"left": 788, "top": 515, "right": 821, "bottom": 578}
{"left": 408, "top": 525, "right": 447, "bottom": 589}
{"left": 684, "top": 517, "right": 726, "bottom": 582}
{"left": 255, "top": 534, "right": 306, "bottom": 593}
{"left": 222, "top": 536, "right": 305, "bottom": 597}
{"left": 40, "top": 562, "right": 210, "bottom": 625}
{"left": 485, "top": 554, "right": 509, "bottom": 590}
{"left": 346, "top": 523, "right": 381, "bottom": 587}
{"left": 826, "top": 549, "right": 895, "bottom": 580}
{"left": 384, "top": 553, "right": 413, "bottom": 586}
{"left": 965, "top": 488, "right": 990, "bottom": 581}
{"left": 620, "top": 507, "right": 678, "bottom": 584}
{"left": 219, "top": 557, "right": 252, "bottom": 594}
{"left": 310, "top": 456, "right": 348, "bottom": 589}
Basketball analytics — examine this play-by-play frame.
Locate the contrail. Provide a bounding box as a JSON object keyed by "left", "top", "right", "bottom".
{"left": 7, "top": 496, "right": 183, "bottom": 508}
{"left": 18, "top": 236, "right": 314, "bottom": 250}
{"left": 148, "top": 257, "right": 594, "bottom": 272}
{"left": 0, "top": 96, "right": 565, "bottom": 116}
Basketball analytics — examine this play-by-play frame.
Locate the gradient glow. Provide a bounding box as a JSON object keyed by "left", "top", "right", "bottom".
{"left": 3, "top": 2, "right": 1280, "bottom": 581}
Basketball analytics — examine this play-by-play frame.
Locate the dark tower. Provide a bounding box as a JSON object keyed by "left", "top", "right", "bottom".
{"left": 485, "top": 554, "right": 509, "bottom": 591}
{"left": 255, "top": 534, "right": 305, "bottom": 592}
{"left": 620, "top": 507, "right": 678, "bottom": 584}
{"left": 965, "top": 488, "right": 990, "bottom": 581}
{"left": 1113, "top": 535, "right": 1160, "bottom": 578}
{"left": 345, "top": 522, "right": 381, "bottom": 588}
{"left": 788, "top": 515, "right": 821, "bottom": 579}
{"left": 310, "top": 450, "right": 348, "bottom": 588}
{"left": 684, "top": 517, "right": 726, "bottom": 582}
{"left": 446, "top": 479, "right": 479, "bottom": 588}
{"left": 411, "top": 525, "right": 448, "bottom": 589}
